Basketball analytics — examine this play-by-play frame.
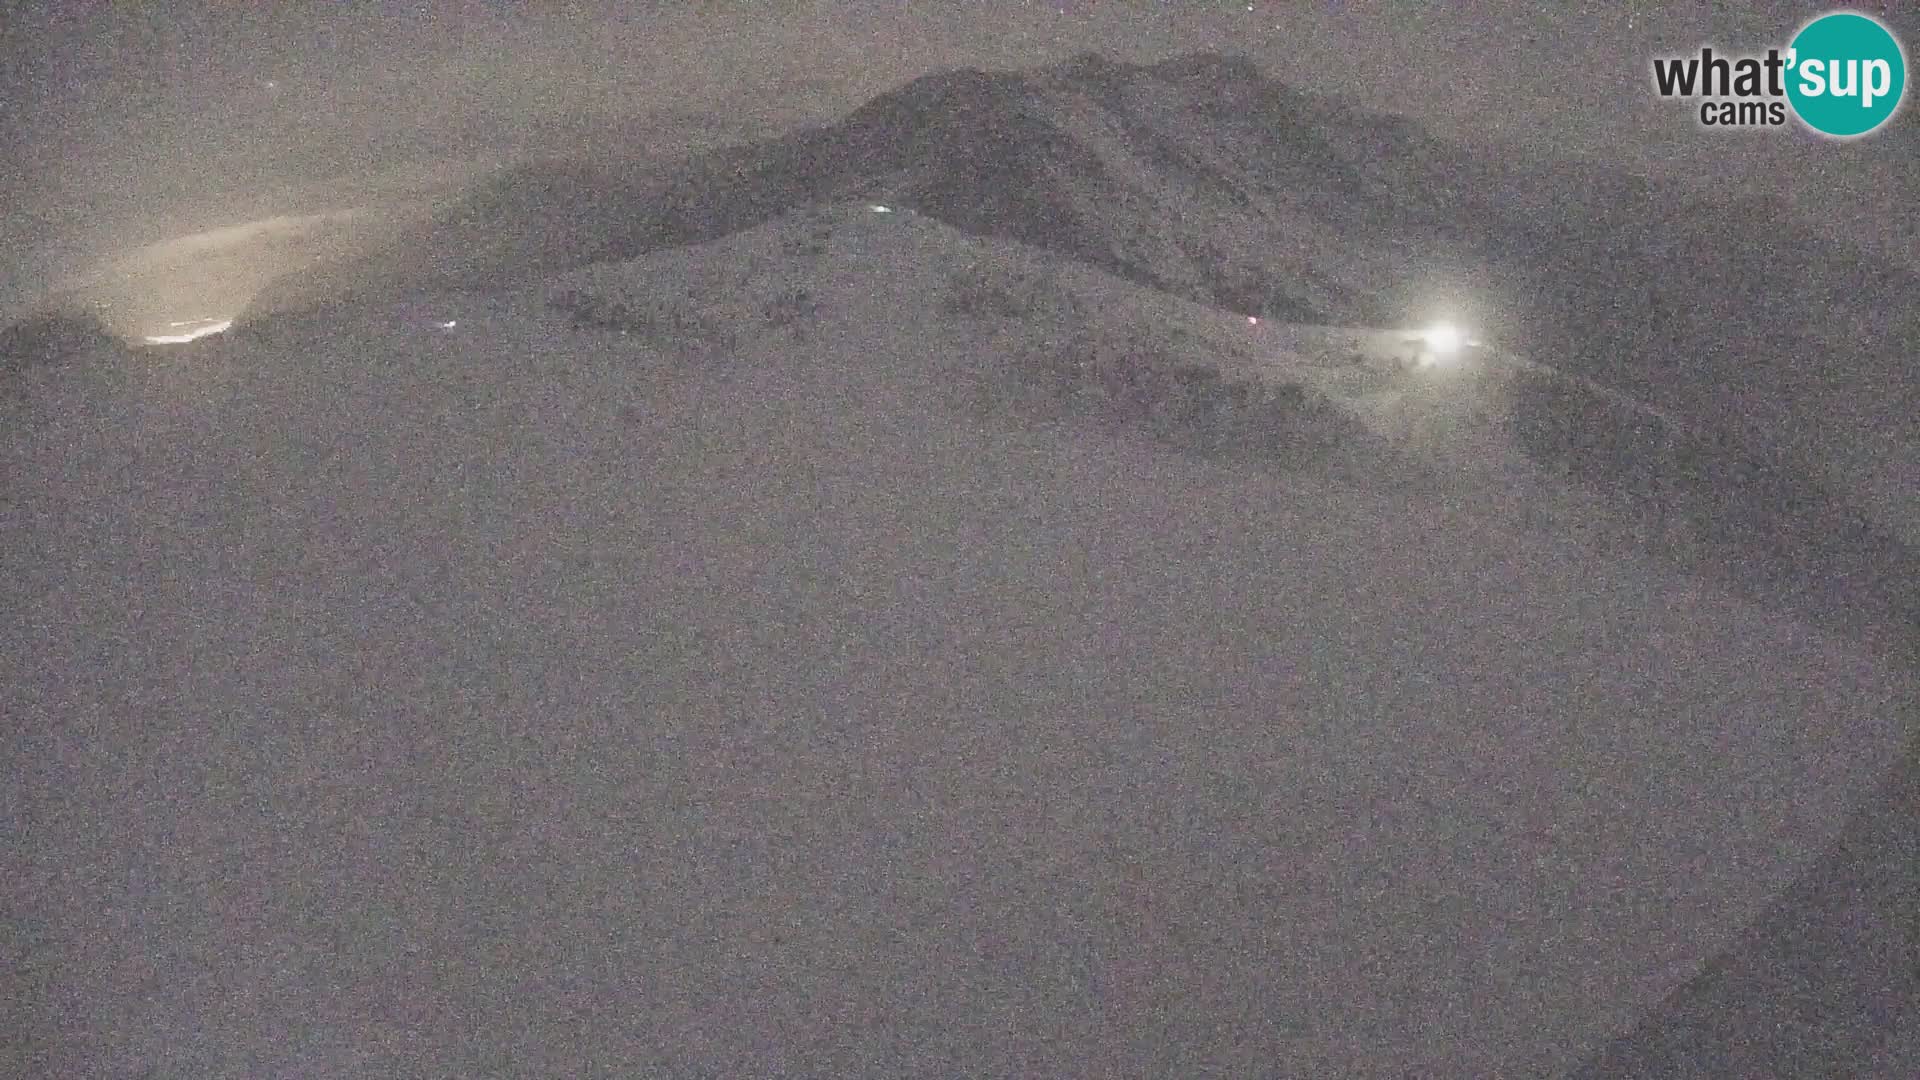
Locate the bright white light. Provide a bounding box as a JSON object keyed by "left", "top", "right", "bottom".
{"left": 143, "top": 318, "right": 232, "bottom": 344}
{"left": 1247, "top": 316, "right": 1259, "bottom": 325}
{"left": 1422, "top": 321, "right": 1463, "bottom": 356}
{"left": 868, "top": 204, "right": 893, "bottom": 213}
{"left": 439, "top": 320, "right": 458, "bottom": 329}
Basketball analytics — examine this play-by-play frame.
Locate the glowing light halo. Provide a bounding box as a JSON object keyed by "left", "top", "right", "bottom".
{"left": 1421, "top": 321, "right": 1463, "bottom": 355}
{"left": 142, "top": 318, "right": 233, "bottom": 344}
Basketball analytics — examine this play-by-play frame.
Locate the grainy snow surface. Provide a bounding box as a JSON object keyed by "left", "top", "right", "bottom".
{"left": 7, "top": 209, "right": 1913, "bottom": 1078}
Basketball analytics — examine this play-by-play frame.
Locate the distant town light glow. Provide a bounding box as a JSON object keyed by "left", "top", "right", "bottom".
{"left": 143, "top": 318, "right": 232, "bottom": 344}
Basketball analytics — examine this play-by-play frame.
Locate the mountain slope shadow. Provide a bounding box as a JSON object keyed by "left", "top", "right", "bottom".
{"left": 1, "top": 308, "right": 125, "bottom": 375}
{"left": 1516, "top": 369, "right": 1920, "bottom": 1075}
{"left": 1569, "top": 724, "right": 1920, "bottom": 1077}
{"left": 1508, "top": 367, "right": 1920, "bottom": 654}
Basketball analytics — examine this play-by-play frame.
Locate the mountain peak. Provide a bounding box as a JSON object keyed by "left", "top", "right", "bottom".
{"left": 1147, "top": 51, "right": 1267, "bottom": 87}
{"left": 1053, "top": 51, "right": 1146, "bottom": 84}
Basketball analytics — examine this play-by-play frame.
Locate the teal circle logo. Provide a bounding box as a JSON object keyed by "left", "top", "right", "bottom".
{"left": 1786, "top": 11, "right": 1907, "bottom": 137}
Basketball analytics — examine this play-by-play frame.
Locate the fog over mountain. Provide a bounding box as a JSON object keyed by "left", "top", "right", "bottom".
{"left": 259, "top": 48, "right": 1920, "bottom": 546}
{"left": 8, "top": 12, "right": 1919, "bottom": 1078}
{"left": 8, "top": 4, "right": 1916, "bottom": 313}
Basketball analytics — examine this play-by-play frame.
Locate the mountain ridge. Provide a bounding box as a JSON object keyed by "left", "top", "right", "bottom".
{"left": 242, "top": 49, "right": 1919, "bottom": 543}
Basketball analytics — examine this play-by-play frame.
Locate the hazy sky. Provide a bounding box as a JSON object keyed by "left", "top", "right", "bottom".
{"left": 5, "top": 2, "right": 1915, "bottom": 280}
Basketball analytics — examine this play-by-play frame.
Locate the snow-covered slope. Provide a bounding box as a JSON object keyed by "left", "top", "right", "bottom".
{"left": 7, "top": 206, "right": 1915, "bottom": 1078}
{"left": 242, "top": 50, "right": 1916, "bottom": 552}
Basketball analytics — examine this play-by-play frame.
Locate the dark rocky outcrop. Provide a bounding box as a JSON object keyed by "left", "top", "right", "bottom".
{"left": 0, "top": 308, "right": 122, "bottom": 376}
